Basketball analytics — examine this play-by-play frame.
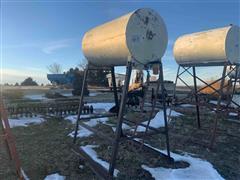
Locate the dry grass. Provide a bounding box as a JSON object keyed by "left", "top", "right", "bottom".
{"left": 1, "top": 100, "right": 239, "bottom": 179}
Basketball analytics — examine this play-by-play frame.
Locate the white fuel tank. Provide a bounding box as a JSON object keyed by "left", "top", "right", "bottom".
{"left": 173, "top": 25, "right": 240, "bottom": 66}
{"left": 82, "top": 8, "right": 168, "bottom": 67}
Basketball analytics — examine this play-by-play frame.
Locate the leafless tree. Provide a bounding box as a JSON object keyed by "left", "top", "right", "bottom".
{"left": 78, "top": 59, "right": 88, "bottom": 70}
{"left": 47, "top": 63, "right": 63, "bottom": 74}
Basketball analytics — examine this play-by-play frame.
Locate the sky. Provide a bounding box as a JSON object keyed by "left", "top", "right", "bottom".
{"left": 1, "top": 0, "right": 240, "bottom": 85}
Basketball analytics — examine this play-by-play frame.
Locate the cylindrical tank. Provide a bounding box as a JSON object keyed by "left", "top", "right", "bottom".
{"left": 82, "top": 8, "right": 168, "bottom": 67}
{"left": 173, "top": 25, "right": 240, "bottom": 66}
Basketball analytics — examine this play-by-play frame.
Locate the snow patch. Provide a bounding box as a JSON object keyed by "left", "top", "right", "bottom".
{"left": 112, "top": 123, "right": 131, "bottom": 132}
{"left": 209, "top": 100, "right": 226, "bottom": 106}
{"left": 231, "top": 95, "right": 240, "bottom": 108}
{"left": 65, "top": 115, "right": 109, "bottom": 127}
{"left": 8, "top": 116, "right": 45, "bottom": 128}
{"left": 229, "top": 112, "right": 238, "bottom": 116}
{"left": 61, "top": 92, "right": 72, "bottom": 97}
{"left": 84, "top": 117, "right": 109, "bottom": 127}
{"left": 89, "top": 92, "right": 99, "bottom": 97}
{"left": 21, "top": 168, "right": 30, "bottom": 180}
{"left": 81, "top": 145, "right": 119, "bottom": 177}
{"left": 66, "top": 116, "right": 110, "bottom": 139}
{"left": 44, "top": 173, "right": 65, "bottom": 180}
{"left": 64, "top": 102, "right": 114, "bottom": 124}
{"left": 134, "top": 109, "right": 182, "bottom": 132}
{"left": 141, "top": 144, "right": 224, "bottom": 180}
{"left": 180, "top": 104, "right": 194, "bottom": 107}
{"left": 64, "top": 114, "right": 91, "bottom": 124}
{"left": 68, "top": 126, "right": 93, "bottom": 138}
{"left": 24, "top": 94, "right": 47, "bottom": 100}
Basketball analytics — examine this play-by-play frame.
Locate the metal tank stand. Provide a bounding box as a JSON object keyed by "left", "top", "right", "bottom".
{"left": 209, "top": 64, "right": 227, "bottom": 148}
{"left": 169, "top": 65, "right": 201, "bottom": 128}
{"left": 169, "top": 63, "right": 239, "bottom": 148}
{"left": 72, "top": 60, "right": 173, "bottom": 179}
{"left": 225, "top": 65, "right": 240, "bottom": 114}
{"left": 73, "top": 65, "right": 119, "bottom": 144}
{"left": 209, "top": 64, "right": 239, "bottom": 147}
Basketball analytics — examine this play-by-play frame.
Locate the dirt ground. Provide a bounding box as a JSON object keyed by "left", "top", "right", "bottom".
{"left": 1, "top": 91, "right": 240, "bottom": 180}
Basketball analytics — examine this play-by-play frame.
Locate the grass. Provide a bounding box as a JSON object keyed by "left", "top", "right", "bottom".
{"left": 1, "top": 113, "right": 187, "bottom": 179}
{"left": 1, "top": 105, "right": 240, "bottom": 179}
{"left": 2, "top": 89, "right": 24, "bottom": 100}
{"left": 1, "top": 117, "right": 96, "bottom": 179}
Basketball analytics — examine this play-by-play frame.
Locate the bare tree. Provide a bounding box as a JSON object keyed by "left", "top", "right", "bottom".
{"left": 78, "top": 59, "right": 88, "bottom": 70}
{"left": 47, "top": 63, "right": 63, "bottom": 74}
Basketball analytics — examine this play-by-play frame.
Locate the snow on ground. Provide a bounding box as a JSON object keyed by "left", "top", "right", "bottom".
{"left": 24, "top": 94, "right": 47, "bottom": 100}
{"left": 65, "top": 115, "right": 109, "bottom": 126}
{"left": 229, "top": 112, "right": 238, "bottom": 116}
{"left": 64, "top": 102, "right": 114, "bottom": 124}
{"left": 209, "top": 100, "right": 227, "bottom": 106}
{"left": 21, "top": 169, "right": 30, "bottom": 180}
{"left": 8, "top": 116, "right": 45, "bottom": 128}
{"left": 134, "top": 109, "right": 182, "bottom": 132}
{"left": 84, "top": 117, "right": 109, "bottom": 127}
{"left": 67, "top": 117, "right": 110, "bottom": 138}
{"left": 65, "top": 103, "right": 115, "bottom": 137}
{"left": 179, "top": 104, "right": 195, "bottom": 107}
{"left": 60, "top": 92, "right": 72, "bottom": 97}
{"left": 112, "top": 123, "right": 131, "bottom": 132}
{"left": 231, "top": 94, "right": 240, "bottom": 108}
{"left": 66, "top": 114, "right": 109, "bottom": 138}
{"left": 64, "top": 114, "right": 91, "bottom": 124}
{"left": 44, "top": 173, "right": 65, "bottom": 180}
{"left": 68, "top": 126, "right": 93, "bottom": 138}
{"left": 210, "top": 95, "right": 239, "bottom": 109}
{"left": 89, "top": 92, "right": 99, "bottom": 97}
{"left": 81, "top": 145, "right": 119, "bottom": 177}
{"left": 141, "top": 144, "right": 224, "bottom": 180}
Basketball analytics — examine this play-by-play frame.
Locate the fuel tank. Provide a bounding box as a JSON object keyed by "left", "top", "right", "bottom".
{"left": 82, "top": 8, "right": 168, "bottom": 67}
{"left": 173, "top": 25, "right": 240, "bottom": 66}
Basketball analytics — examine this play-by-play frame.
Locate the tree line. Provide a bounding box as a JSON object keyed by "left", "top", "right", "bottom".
{"left": 7, "top": 61, "right": 110, "bottom": 88}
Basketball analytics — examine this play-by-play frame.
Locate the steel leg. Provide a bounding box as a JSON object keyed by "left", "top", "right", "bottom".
{"left": 159, "top": 62, "right": 171, "bottom": 159}
{"left": 140, "top": 70, "right": 150, "bottom": 112}
{"left": 143, "top": 64, "right": 161, "bottom": 138}
{"left": 111, "top": 67, "right": 119, "bottom": 108}
{"left": 193, "top": 66, "right": 201, "bottom": 128}
{"left": 73, "top": 65, "right": 89, "bottom": 144}
{"left": 109, "top": 61, "right": 132, "bottom": 177}
{"left": 210, "top": 65, "right": 227, "bottom": 148}
{"left": 168, "top": 65, "right": 180, "bottom": 121}
{"left": 173, "top": 66, "right": 180, "bottom": 101}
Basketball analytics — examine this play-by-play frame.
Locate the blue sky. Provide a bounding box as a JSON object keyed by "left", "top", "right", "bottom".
{"left": 1, "top": 0, "right": 240, "bottom": 84}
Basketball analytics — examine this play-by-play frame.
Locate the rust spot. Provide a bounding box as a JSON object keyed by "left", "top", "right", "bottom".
{"left": 144, "top": 16, "right": 149, "bottom": 25}
{"left": 132, "top": 35, "right": 140, "bottom": 42}
{"left": 146, "top": 30, "right": 156, "bottom": 40}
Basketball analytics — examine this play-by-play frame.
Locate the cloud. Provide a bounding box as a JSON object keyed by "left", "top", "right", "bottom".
{"left": 42, "top": 43, "right": 69, "bottom": 54}
{"left": 4, "top": 38, "right": 75, "bottom": 54}
{"left": 42, "top": 39, "right": 72, "bottom": 54}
